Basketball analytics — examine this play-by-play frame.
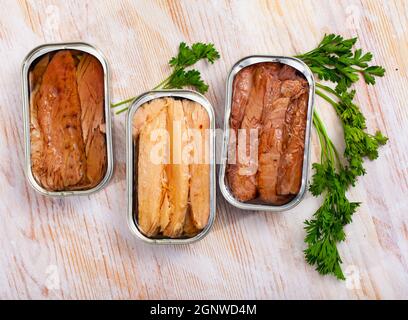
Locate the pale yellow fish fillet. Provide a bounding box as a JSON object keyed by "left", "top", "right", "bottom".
{"left": 183, "top": 207, "right": 200, "bottom": 237}
{"left": 183, "top": 100, "right": 210, "bottom": 230}
{"left": 137, "top": 100, "right": 168, "bottom": 237}
{"left": 162, "top": 98, "right": 190, "bottom": 238}
{"left": 159, "top": 190, "right": 172, "bottom": 233}
{"left": 135, "top": 99, "right": 170, "bottom": 235}
{"left": 133, "top": 98, "right": 169, "bottom": 137}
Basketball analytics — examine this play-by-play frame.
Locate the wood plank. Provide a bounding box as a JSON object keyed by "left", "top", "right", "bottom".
{"left": 0, "top": 0, "right": 407, "bottom": 299}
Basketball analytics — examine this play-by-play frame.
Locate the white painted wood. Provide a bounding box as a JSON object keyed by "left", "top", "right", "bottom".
{"left": 0, "top": 0, "right": 407, "bottom": 299}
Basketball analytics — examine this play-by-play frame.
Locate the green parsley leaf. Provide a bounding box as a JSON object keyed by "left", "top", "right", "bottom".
{"left": 164, "top": 69, "right": 209, "bottom": 94}
{"left": 296, "top": 33, "right": 385, "bottom": 93}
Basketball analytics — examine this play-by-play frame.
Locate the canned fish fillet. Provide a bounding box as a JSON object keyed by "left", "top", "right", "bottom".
{"left": 22, "top": 43, "right": 113, "bottom": 197}
{"left": 219, "top": 56, "right": 315, "bottom": 211}
{"left": 126, "top": 90, "right": 216, "bottom": 244}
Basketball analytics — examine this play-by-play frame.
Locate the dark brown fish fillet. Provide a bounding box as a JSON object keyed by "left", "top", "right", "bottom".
{"left": 230, "top": 65, "right": 255, "bottom": 131}
{"left": 281, "top": 79, "right": 308, "bottom": 99}
{"left": 32, "top": 50, "right": 86, "bottom": 190}
{"left": 226, "top": 62, "right": 309, "bottom": 204}
{"left": 227, "top": 65, "right": 255, "bottom": 202}
{"left": 278, "top": 64, "right": 298, "bottom": 81}
{"left": 277, "top": 93, "right": 308, "bottom": 195}
{"left": 257, "top": 75, "right": 292, "bottom": 204}
{"left": 228, "top": 65, "right": 268, "bottom": 202}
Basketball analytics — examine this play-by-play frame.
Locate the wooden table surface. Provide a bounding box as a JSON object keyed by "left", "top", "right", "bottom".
{"left": 1, "top": 0, "right": 407, "bottom": 300}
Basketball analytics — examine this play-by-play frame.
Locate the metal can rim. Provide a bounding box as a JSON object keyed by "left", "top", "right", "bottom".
{"left": 126, "top": 89, "right": 217, "bottom": 244}
{"left": 219, "top": 55, "right": 315, "bottom": 212}
{"left": 21, "top": 42, "right": 114, "bottom": 197}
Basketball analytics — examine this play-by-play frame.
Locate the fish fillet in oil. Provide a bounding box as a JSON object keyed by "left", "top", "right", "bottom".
{"left": 183, "top": 100, "right": 210, "bottom": 230}
{"left": 137, "top": 101, "right": 168, "bottom": 237}
{"left": 257, "top": 77, "right": 291, "bottom": 204}
{"left": 230, "top": 65, "right": 254, "bottom": 132}
{"left": 227, "top": 65, "right": 255, "bottom": 202}
{"left": 183, "top": 207, "right": 200, "bottom": 237}
{"left": 226, "top": 62, "right": 309, "bottom": 205}
{"left": 76, "top": 54, "right": 106, "bottom": 188}
{"left": 162, "top": 99, "right": 190, "bottom": 238}
{"left": 277, "top": 93, "right": 308, "bottom": 195}
{"left": 133, "top": 99, "right": 169, "bottom": 137}
{"left": 32, "top": 50, "right": 86, "bottom": 190}
{"left": 228, "top": 65, "right": 268, "bottom": 201}
{"left": 30, "top": 54, "right": 50, "bottom": 185}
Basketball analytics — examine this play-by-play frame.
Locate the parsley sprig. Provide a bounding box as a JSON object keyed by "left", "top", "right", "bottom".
{"left": 111, "top": 42, "right": 220, "bottom": 114}
{"left": 297, "top": 34, "right": 388, "bottom": 279}
{"left": 296, "top": 34, "right": 385, "bottom": 93}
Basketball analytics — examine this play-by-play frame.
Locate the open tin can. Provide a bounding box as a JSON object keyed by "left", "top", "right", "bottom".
{"left": 22, "top": 43, "right": 113, "bottom": 196}
{"left": 126, "top": 90, "right": 216, "bottom": 244}
{"left": 219, "top": 55, "right": 315, "bottom": 211}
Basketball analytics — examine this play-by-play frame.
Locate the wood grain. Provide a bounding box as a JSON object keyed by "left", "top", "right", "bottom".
{"left": 0, "top": 0, "right": 407, "bottom": 299}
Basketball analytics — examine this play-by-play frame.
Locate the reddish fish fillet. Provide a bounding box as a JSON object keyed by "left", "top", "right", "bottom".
{"left": 30, "top": 54, "right": 50, "bottom": 184}
{"left": 277, "top": 93, "right": 308, "bottom": 195}
{"left": 257, "top": 75, "right": 292, "bottom": 204}
{"left": 278, "top": 64, "right": 298, "bottom": 81}
{"left": 76, "top": 54, "right": 106, "bottom": 188}
{"left": 228, "top": 65, "right": 268, "bottom": 202}
{"left": 32, "top": 50, "right": 86, "bottom": 190}
{"left": 226, "top": 62, "right": 309, "bottom": 204}
{"left": 281, "top": 79, "right": 308, "bottom": 99}
{"left": 227, "top": 65, "right": 255, "bottom": 202}
{"left": 230, "top": 65, "right": 255, "bottom": 131}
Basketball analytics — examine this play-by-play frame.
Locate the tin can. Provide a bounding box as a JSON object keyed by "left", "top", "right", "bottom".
{"left": 22, "top": 43, "right": 114, "bottom": 196}
{"left": 126, "top": 90, "right": 216, "bottom": 244}
{"left": 219, "top": 55, "right": 315, "bottom": 211}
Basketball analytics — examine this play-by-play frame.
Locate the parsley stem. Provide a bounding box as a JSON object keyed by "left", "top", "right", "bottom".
{"left": 316, "top": 83, "right": 338, "bottom": 96}
{"left": 313, "top": 113, "right": 327, "bottom": 163}
{"left": 295, "top": 46, "right": 321, "bottom": 59}
{"left": 111, "top": 97, "right": 136, "bottom": 108}
{"left": 115, "top": 106, "right": 130, "bottom": 115}
{"left": 315, "top": 89, "right": 341, "bottom": 115}
{"left": 111, "top": 71, "right": 176, "bottom": 113}
{"left": 313, "top": 110, "right": 342, "bottom": 169}
{"left": 313, "top": 111, "right": 334, "bottom": 164}
{"left": 111, "top": 67, "right": 183, "bottom": 111}
{"left": 152, "top": 73, "right": 174, "bottom": 90}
